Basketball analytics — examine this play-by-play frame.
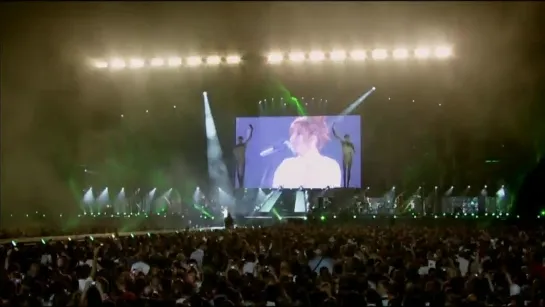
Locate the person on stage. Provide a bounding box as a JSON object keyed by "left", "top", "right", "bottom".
{"left": 234, "top": 124, "right": 253, "bottom": 188}
{"left": 272, "top": 116, "right": 341, "bottom": 189}
{"left": 332, "top": 123, "right": 355, "bottom": 188}
{"left": 224, "top": 211, "right": 234, "bottom": 229}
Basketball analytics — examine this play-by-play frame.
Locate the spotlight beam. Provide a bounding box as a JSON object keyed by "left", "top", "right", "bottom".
{"left": 258, "top": 189, "right": 283, "bottom": 213}
{"left": 203, "top": 92, "right": 233, "bottom": 196}
{"left": 294, "top": 190, "right": 308, "bottom": 213}
{"left": 338, "top": 86, "right": 376, "bottom": 116}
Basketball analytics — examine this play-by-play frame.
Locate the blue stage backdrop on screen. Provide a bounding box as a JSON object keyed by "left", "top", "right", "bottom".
{"left": 234, "top": 116, "right": 361, "bottom": 189}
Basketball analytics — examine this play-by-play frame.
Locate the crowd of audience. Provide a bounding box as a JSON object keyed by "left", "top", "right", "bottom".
{"left": 1, "top": 221, "right": 544, "bottom": 307}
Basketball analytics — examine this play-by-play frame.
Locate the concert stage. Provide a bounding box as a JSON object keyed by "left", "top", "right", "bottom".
{"left": 232, "top": 185, "right": 511, "bottom": 219}
{"left": 232, "top": 187, "right": 362, "bottom": 219}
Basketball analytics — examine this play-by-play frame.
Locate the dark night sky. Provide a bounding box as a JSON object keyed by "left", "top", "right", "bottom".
{"left": 1, "top": 2, "right": 545, "bottom": 216}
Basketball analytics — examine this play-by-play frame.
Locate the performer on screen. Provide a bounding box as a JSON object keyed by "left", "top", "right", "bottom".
{"left": 332, "top": 123, "right": 355, "bottom": 188}
{"left": 272, "top": 116, "right": 341, "bottom": 189}
{"left": 234, "top": 124, "right": 253, "bottom": 188}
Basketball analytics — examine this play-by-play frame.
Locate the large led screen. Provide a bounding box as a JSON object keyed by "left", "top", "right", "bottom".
{"left": 234, "top": 116, "right": 361, "bottom": 189}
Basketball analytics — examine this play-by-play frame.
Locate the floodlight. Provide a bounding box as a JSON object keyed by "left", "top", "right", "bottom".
{"left": 329, "top": 50, "right": 347, "bottom": 61}
{"left": 414, "top": 48, "right": 431, "bottom": 59}
{"left": 434, "top": 46, "right": 452, "bottom": 59}
{"left": 109, "top": 58, "right": 126, "bottom": 69}
{"left": 267, "top": 52, "right": 284, "bottom": 64}
{"left": 371, "top": 49, "right": 388, "bottom": 60}
{"left": 206, "top": 55, "right": 221, "bottom": 65}
{"left": 128, "top": 58, "right": 145, "bottom": 69}
{"left": 308, "top": 50, "right": 325, "bottom": 62}
{"left": 187, "top": 56, "right": 203, "bottom": 66}
{"left": 349, "top": 50, "right": 366, "bottom": 61}
{"left": 288, "top": 51, "right": 306, "bottom": 62}
{"left": 150, "top": 58, "right": 165, "bottom": 67}
{"left": 392, "top": 48, "right": 409, "bottom": 59}
{"left": 93, "top": 60, "right": 108, "bottom": 69}
{"left": 167, "top": 57, "right": 182, "bottom": 67}
{"left": 226, "top": 55, "right": 241, "bottom": 64}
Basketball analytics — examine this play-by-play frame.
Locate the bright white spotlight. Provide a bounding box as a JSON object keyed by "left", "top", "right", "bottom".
{"left": 98, "top": 187, "right": 109, "bottom": 204}
{"left": 158, "top": 188, "right": 173, "bottom": 206}
{"left": 371, "top": 49, "right": 388, "bottom": 60}
{"left": 203, "top": 92, "right": 232, "bottom": 196}
{"left": 116, "top": 188, "right": 126, "bottom": 212}
{"left": 109, "top": 58, "right": 126, "bottom": 69}
{"left": 414, "top": 48, "right": 431, "bottom": 59}
{"left": 434, "top": 46, "right": 452, "bottom": 59}
{"left": 144, "top": 188, "right": 157, "bottom": 212}
{"left": 349, "top": 50, "right": 366, "bottom": 61}
{"left": 128, "top": 58, "right": 145, "bottom": 69}
{"left": 329, "top": 50, "right": 347, "bottom": 61}
{"left": 497, "top": 187, "right": 505, "bottom": 198}
{"left": 338, "top": 87, "right": 376, "bottom": 116}
{"left": 187, "top": 56, "right": 203, "bottom": 66}
{"left": 83, "top": 188, "right": 94, "bottom": 205}
{"left": 294, "top": 190, "right": 306, "bottom": 213}
{"left": 206, "top": 55, "right": 221, "bottom": 65}
{"left": 167, "top": 57, "right": 182, "bottom": 67}
{"left": 309, "top": 51, "right": 325, "bottom": 62}
{"left": 267, "top": 52, "right": 284, "bottom": 64}
{"left": 393, "top": 48, "right": 409, "bottom": 59}
{"left": 150, "top": 58, "right": 165, "bottom": 67}
{"left": 93, "top": 60, "right": 109, "bottom": 69}
{"left": 193, "top": 187, "right": 202, "bottom": 203}
{"left": 226, "top": 55, "right": 241, "bottom": 64}
{"left": 217, "top": 188, "right": 236, "bottom": 207}
{"left": 289, "top": 51, "right": 306, "bottom": 62}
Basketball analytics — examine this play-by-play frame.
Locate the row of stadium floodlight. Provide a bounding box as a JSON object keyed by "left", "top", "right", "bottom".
{"left": 91, "top": 46, "right": 453, "bottom": 69}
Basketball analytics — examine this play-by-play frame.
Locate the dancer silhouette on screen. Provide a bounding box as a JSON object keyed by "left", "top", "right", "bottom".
{"left": 234, "top": 124, "right": 253, "bottom": 188}
{"left": 272, "top": 116, "right": 341, "bottom": 188}
{"left": 332, "top": 123, "right": 355, "bottom": 188}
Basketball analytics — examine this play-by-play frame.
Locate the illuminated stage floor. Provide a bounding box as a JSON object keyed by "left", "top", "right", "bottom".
{"left": 244, "top": 215, "right": 305, "bottom": 219}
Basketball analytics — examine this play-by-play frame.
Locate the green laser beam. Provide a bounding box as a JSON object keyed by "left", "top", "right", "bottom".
{"left": 274, "top": 81, "right": 307, "bottom": 116}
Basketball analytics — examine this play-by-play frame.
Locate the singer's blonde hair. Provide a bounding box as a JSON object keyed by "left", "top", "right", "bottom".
{"left": 289, "top": 116, "right": 330, "bottom": 149}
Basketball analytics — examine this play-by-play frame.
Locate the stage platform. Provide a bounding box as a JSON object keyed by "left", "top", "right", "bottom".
{"left": 243, "top": 215, "right": 305, "bottom": 219}
{"left": 1, "top": 214, "right": 522, "bottom": 245}
{"left": 0, "top": 227, "right": 226, "bottom": 245}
